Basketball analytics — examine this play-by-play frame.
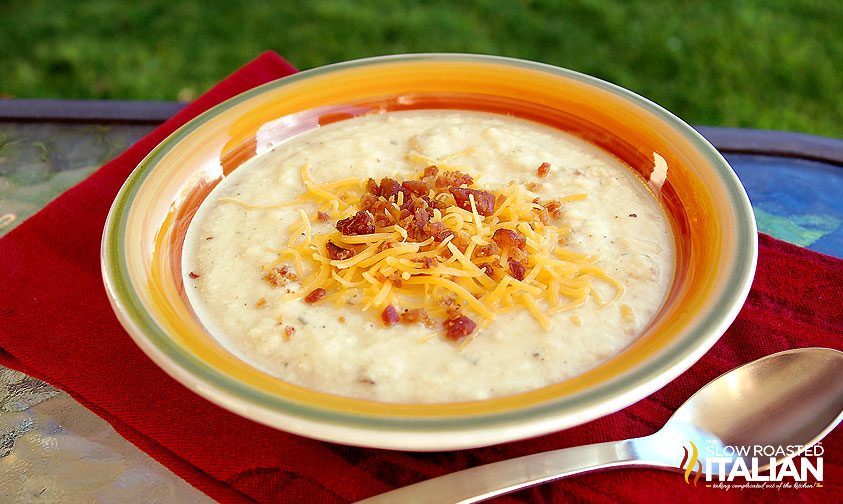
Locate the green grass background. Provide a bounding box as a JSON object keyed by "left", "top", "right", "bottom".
{"left": 2, "top": 0, "right": 841, "bottom": 137}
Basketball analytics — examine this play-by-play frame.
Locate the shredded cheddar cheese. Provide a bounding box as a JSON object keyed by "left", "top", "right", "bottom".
{"left": 224, "top": 160, "right": 624, "bottom": 342}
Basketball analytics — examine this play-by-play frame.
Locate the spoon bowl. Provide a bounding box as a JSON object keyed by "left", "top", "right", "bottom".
{"left": 656, "top": 347, "right": 843, "bottom": 473}
{"left": 360, "top": 347, "right": 843, "bottom": 503}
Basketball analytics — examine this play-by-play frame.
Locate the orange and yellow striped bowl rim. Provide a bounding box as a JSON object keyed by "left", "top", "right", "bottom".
{"left": 102, "top": 54, "right": 756, "bottom": 441}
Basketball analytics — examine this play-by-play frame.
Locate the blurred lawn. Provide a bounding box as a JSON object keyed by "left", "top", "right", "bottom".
{"left": 1, "top": 0, "right": 841, "bottom": 137}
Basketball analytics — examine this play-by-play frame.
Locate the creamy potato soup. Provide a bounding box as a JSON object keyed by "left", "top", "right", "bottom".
{"left": 183, "top": 110, "right": 674, "bottom": 403}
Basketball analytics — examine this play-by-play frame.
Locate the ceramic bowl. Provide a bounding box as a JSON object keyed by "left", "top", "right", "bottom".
{"left": 101, "top": 54, "right": 757, "bottom": 450}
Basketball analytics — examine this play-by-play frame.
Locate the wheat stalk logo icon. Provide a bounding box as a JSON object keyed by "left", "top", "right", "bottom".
{"left": 679, "top": 441, "right": 703, "bottom": 486}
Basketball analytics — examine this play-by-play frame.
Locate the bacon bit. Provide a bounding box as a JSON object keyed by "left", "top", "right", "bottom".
{"left": 475, "top": 242, "right": 500, "bottom": 258}
{"left": 408, "top": 197, "right": 426, "bottom": 210}
{"left": 443, "top": 315, "right": 477, "bottom": 341}
{"left": 400, "top": 308, "right": 429, "bottom": 325}
{"left": 435, "top": 170, "right": 473, "bottom": 189}
{"left": 452, "top": 231, "right": 472, "bottom": 251}
{"left": 402, "top": 179, "right": 430, "bottom": 195}
{"left": 436, "top": 229, "right": 455, "bottom": 243}
{"left": 424, "top": 220, "right": 450, "bottom": 242}
{"left": 409, "top": 195, "right": 429, "bottom": 211}
{"left": 509, "top": 246, "right": 528, "bottom": 263}
{"left": 326, "top": 241, "right": 355, "bottom": 260}
{"left": 492, "top": 228, "right": 526, "bottom": 250}
{"left": 508, "top": 258, "right": 526, "bottom": 281}
{"left": 256, "top": 297, "right": 267, "bottom": 307}
{"left": 545, "top": 201, "right": 562, "bottom": 219}
{"left": 336, "top": 210, "right": 375, "bottom": 235}
{"left": 359, "top": 193, "right": 378, "bottom": 212}
{"left": 305, "top": 288, "right": 327, "bottom": 304}
{"left": 449, "top": 188, "right": 495, "bottom": 216}
{"left": 480, "top": 264, "right": 495, "bottom": 277}
{"left": 413, "top": 256, "right": 439, "bottom": 269}
{"left": 283, "top": 325, "right": 295, "bottom": 340}
{"left": 429, "top": 197, "right": 449, "bottom": 211}
{"left": 316, "top": 211, "right": 330, "bottom": 222}
{"left": 367, "top": 197, "right": 393, "bottom": 228}
{"left": 537, "top": 162, "right": 551, "bottom": 178}
{"left": 527, "top": 182, "right": 543, "bottom": 192}
{"left": 421, "top": 166, "right": 440, "bottom": 187}
{"left": 379, "top": 177, "right": 406, "bottom": 201}
{"left": 409, "top": 207, "right": 430, "bottom": 240}
{"left": 366, "top": 178, "right": 381, "bottom": 196}
{"left": 264, "top": 265, "right": 298, "bottom": 287}
{"left": 188, "top": 271, "right": 200, "bottom": 279}
{"left": 381, "top": 304, "right": 399, "bottom": 327}
{"left": 386, "top": 271, "right": 404, "bottom": 288}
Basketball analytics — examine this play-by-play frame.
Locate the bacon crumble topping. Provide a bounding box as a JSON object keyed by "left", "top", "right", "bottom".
{"left": 304, "top": 288, "right": 327, "bottom": 304}
{"left": 537, "top": 162, "right": 551, "bottom": 178}
{"left": 443, "top": 315, "right": 477, "bottom": 341}
{"left": 508, "top": 258, "right": 527, "bottom": 281}
{"left": 326, "top": 241, "right": 355, "bottom": 260}
{"left": 492, "top": 228, "right": 526, "bottom": 250}
{"left": 249, "top": 160, "right": 620, "bottom": 344}
{"left": 449, "top": 187, "right": 496, "bottom": 216}
{"left": 381, "top": 304, "right": 400, "bottom": 327}
{"left": 264, "top": 265, "right": 298, "bottom": 287}
{"left": 336, "top": 210, "right": 375, "bottom": 235}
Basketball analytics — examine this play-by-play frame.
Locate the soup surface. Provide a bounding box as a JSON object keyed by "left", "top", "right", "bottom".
{"left": 183, "top": 110, "right": 674, "bottom": 402}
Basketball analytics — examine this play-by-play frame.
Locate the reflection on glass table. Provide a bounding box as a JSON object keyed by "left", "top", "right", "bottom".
{"left": 726, "top": 153, "right": 843, "bottom": 257}
{"left": 0, "top": 368, "right": 212, "bottom": 502}
{"left": 0, "top": 122, "right": 153, "bottom": 236}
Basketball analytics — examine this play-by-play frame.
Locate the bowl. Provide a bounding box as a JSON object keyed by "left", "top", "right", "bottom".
{"left": 101, "top": 54, "right": 757, "bottom": 450}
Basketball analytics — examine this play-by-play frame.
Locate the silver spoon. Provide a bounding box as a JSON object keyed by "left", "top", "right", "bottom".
{"left": 359, "top": 347, "right": 843, "bottom": 503}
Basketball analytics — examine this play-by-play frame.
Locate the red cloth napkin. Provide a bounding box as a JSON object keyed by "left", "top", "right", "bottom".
{"left": 1, "top": 51, "right": 841, "bottom": 503}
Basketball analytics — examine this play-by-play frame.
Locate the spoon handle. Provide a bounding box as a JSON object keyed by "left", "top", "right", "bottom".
{"left": 356, "top": 440, "right": 645, "bottom": 504}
